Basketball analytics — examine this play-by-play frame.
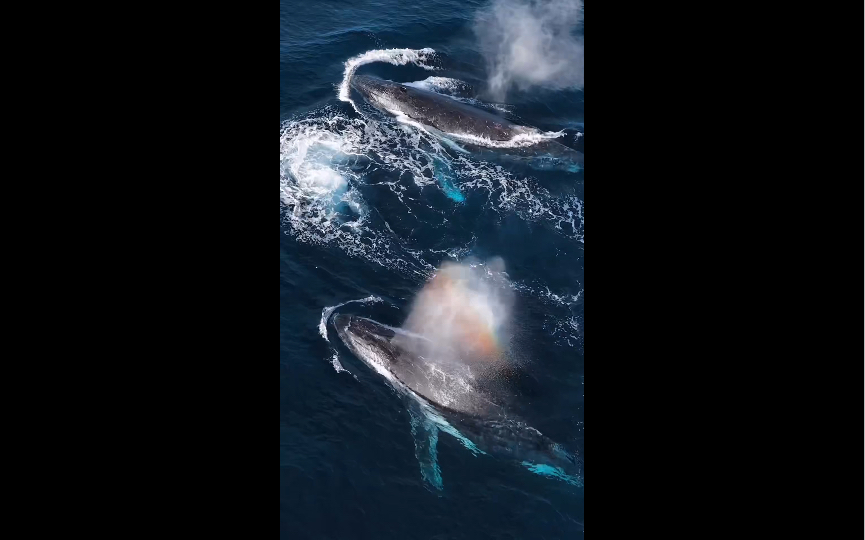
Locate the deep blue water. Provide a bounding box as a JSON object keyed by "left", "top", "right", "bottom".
{"left": 280, "top": 0, "right": 584, "bottom": 537}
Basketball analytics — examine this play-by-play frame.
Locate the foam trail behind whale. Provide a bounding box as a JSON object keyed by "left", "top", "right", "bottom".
{"left": 338, "top": 48, "right": 438, "bottom": 111}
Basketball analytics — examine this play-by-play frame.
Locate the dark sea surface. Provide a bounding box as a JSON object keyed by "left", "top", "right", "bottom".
{"left": 280, "top": 0, "right": 584, "bottom": 537}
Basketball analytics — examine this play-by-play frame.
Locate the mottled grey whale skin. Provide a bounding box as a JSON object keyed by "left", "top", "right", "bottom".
{"left": 350, "top": 75, "right": 583, "bottom": 171}
{"left": 333, "top": 314, "right": 582, "bottom": 485}
{"left": 351, "top": 74, "right": 524, "bottom": 140}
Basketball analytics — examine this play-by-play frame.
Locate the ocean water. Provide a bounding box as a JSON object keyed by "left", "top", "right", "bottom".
{"left": 280, "top": 0, "right": 584, "bottom": 537}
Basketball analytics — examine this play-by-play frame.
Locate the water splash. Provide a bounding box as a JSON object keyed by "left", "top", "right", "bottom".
{"left": 444, "top": 129, "right": 565, "bottom": 149}
{"left": 319, "top": 295, "right": 384, "bottom": 342}
{"left": 338, "top": 48, "right": 438, "bottom": 111}
{"left": 319, "top": 295, "right": 383, "bottom": 374}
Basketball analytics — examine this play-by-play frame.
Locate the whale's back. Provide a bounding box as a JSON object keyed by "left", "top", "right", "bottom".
{"left": 353, "top": 74, "right": 523, "bottom": 141}
{"left": 399, "top": 84, "right": 522, "bottom": 141}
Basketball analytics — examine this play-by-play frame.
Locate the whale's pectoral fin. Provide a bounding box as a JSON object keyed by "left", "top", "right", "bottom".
{"left": 520, "top": 461, "right": 584, "bottom": 487}
{"left": 408, "top": 400, "right": 443, "bottom": 490}
{"left": 431, "top": 157, "right": 464, "bottom": 203}
{"left": 433, "top": 418, "right": 485, "bottom": 456}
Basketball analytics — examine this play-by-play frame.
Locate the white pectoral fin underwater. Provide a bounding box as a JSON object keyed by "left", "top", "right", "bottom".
{"left": 431, "top": 157, "right": 464, "bottom": 203}
{"left": 408, "top": 398, "right": 444, "bottom": 490}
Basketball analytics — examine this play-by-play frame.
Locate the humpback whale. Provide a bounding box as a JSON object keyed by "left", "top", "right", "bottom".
{"left": 350, "top": 75, "right": 584, "bottom": 173}
{"left": 333, "top": 314, "right": 583, "bottom": 490}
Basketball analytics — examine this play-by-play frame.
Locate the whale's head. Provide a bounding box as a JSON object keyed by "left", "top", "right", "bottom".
{"left": 334, "top": 314, "right": 395, "bottom": 349}
{"left": 334, "top": 314, "right": 512, "bottom": 418}
{"left": 350, "top": 75, "right": 409, "bottom": 114}
{"left": 333, "top": 314, "right": 403, "bottom": 379}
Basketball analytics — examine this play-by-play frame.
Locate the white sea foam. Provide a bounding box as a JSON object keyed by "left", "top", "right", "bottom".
{"left": 338, "top": 48, "right": 438, "bottom": 111}
{"left": 319, "top": 295, "right": 383, "bottom": 342}
{"left": 330, "top": 350, "right": 349, "bottom": 374}
{"left": 318, "top": 295, "right": 383, "bottom": 375}
{"left": 444, "top": 129, "right": 565, "bottom": 149}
